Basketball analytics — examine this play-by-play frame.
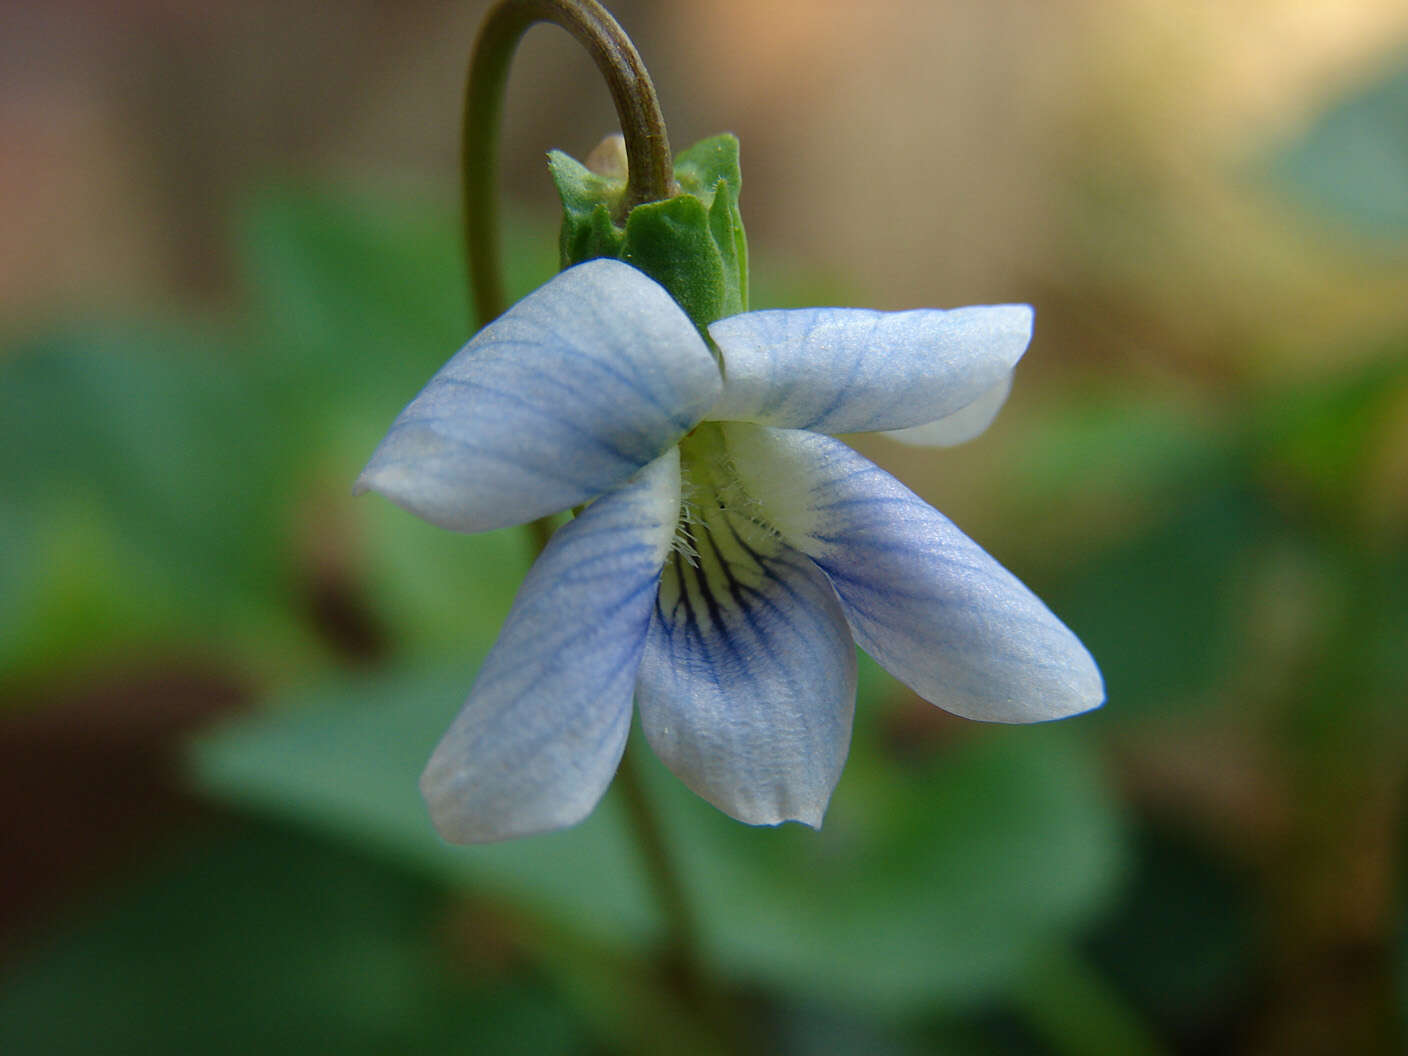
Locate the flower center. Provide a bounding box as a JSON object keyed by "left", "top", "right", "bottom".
{"left": 659, "top": 425, "right": 785, "bottom": 630}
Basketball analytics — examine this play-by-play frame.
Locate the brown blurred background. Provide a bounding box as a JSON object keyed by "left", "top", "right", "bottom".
{"left": 7, "top": 0, "right": 1406, "bottom": 330}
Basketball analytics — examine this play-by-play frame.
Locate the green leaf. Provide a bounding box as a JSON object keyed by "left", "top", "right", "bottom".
{"left": 0, "top": 821, "right": 588, "bottom": 1055}
{"left": 190, "top": 665, "right": 666, "bottom": 947}
{"left": 238, "top": 188, "right": 469, "bottom": 410}
{"left": 0, "top": 186, "right": 567, "bottom": 684}
{"left": 1011, "top": 392, "right": 1232, "bottom": 515}
{"left": 193, "top": 665, "right": 1124, "bottom": 1012}
{"left": 0, "top": 506, "right": 35, "bottom": 669}
{"left": 1046, "top": 485, "right": 1261, "bottom": 716}
{"left": 1266, "top": 54, "right": 1408, "bottom": 240}
{"left": 357, "top": 502, "right": 538, "bottom": 659}
{"left": 1249, "top": 343, "right": 1408, "bottom": 517}
{"left": 0, "top": 328, "right": 298, "bottom": 680}
{"left": 238, "top": 185, "right": 556, "bottom": 419}
{"left": 664, "top": 724, "right": 1125, "bottom": 1012}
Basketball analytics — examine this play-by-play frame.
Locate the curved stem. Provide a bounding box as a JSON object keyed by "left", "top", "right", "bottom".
{"left": 616, "top": 740, "right": 747, "bottom": 1050}
{"left": 518, "top": 519, "right": 712, "bottom": 1002}
{"left": 462, "top": 0, "right": 675, "bottom": 325}
{"left": 462, "top": 2, "right": 722, "bottom": 1035}
{"left": 614, "top": 741, "right": 702, "bottom": 960}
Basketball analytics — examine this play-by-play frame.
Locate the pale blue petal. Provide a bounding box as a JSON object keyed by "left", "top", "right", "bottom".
{"left": 356, "top": 260, "right": 720, "bottom": 533}
{"left": 635, "top": 507, "right": 856, "bottom": 828}
{"left": 882, "top": 371, "right": 1013, "bottom": 447}
{"left": 420, "top": 450, "right": 681, "bottom": 843}
{"left": 707, "top": 304, "right": 1031, "bottom": 434}
{"left": 725, "top": 425, "right": 1104, "bottom": 723}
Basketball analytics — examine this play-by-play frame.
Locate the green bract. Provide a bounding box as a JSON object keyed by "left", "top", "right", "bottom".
{"left": 549, "top": 133, "right": 749, "bottom": 327}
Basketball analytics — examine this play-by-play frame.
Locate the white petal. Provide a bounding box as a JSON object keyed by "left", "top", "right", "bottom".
{"left": 882, "top": 371, "right": 1013, "bottom": 447}
{"left": 725, "top": 425, "right": 1103, "bottom": 723}
{"left": 356, "top": 260, "right": 720, "bottom": 533}
{"left": 636, "top": 507, "right": 856, "bottom": 828}
{"left": 420, "top": 450, "right": 681, "bottom": 843}
{"left": 706, "top": 304, "right": 1030, "bottom": 434}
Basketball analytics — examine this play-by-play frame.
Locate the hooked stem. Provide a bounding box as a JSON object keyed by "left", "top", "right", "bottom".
{"left": 461, "top": 0, "right": 676, "bottom": 325}
{"left": 461, "top": 4, "right": 723, "bottom": 1033}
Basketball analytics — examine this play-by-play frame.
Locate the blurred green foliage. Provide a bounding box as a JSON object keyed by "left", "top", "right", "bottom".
{"left": 3, "top": 85, "right": 1408, "bottom": 1049}
{"left": 191, "top": 662, "right": 1124, "bottom": 1013}
{"left": 1268, "top": 52, "right": 1408, "bottom": 240}
{"left": 0, "top": 326, "right": 289, "bottom": 681}
{"left": 0, "top": 822, "right": 587, "bottom": 1056}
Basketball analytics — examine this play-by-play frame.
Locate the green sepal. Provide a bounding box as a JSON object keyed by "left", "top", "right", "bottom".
{"left": 620, "top": 194, "right": 727, "bottom": 328}
{"left": 547, "top": 133, "right": 750, "bottom": 327}
{"left": 548, "top": 150, "right": 626, "bottom": 268}
{"left": 708, "top": 178, "right": 748, "bottom": 316}
{"left": 674, "top": 134, "right": 740, "bottom": 196}
{"left": 676, "top": 134, "right": 748, "bottom": 314}
{"left": 561, "top": 201, "right": 626, "bottom": 269}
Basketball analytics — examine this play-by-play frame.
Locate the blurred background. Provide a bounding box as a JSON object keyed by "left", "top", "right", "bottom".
{"left": 2, "top": 1, "right": 1406, "bottom": 1053}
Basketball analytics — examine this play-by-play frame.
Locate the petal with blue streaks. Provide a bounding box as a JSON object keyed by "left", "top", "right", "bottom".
{"left": 882, "top": 371, "right": 1013, "bottom": 447}
{"left": 356, "top": 260, "right": 720, "bottom": 533}
{"left": 707, "top": 304, "right": 1030, "bottom": 435}
{"left": 636, "top": 496, "right": 856, "bottom": 828}
{"left": 725, "top": 425, "right": 1104, "bottom": 723}
{"left": 420, "top": 450, "right": 680, "bottom": 843}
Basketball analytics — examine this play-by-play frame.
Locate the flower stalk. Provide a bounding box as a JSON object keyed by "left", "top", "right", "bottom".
{"left": 460, "top": 0, "right": 721, "bottom": 1028}
{"left": 461, "top": 0, "right": 675, "bottom": 325}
